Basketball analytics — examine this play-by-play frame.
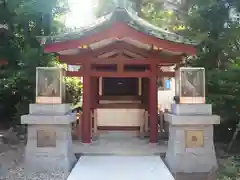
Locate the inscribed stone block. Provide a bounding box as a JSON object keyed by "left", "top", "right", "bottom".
{"left": 185, "top": 130, "right": 204, "bottom": 148}
{"left": 37, "top": 130, "right": 56, "bottom": 147}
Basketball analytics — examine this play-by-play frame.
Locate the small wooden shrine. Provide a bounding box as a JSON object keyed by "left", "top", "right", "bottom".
{"left": 39, "top": 2, "right": 197, "bottom": 143}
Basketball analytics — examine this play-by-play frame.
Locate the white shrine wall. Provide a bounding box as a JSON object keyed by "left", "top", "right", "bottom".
{"left": 96, "top": 108, "right": 145, "bottom": 127}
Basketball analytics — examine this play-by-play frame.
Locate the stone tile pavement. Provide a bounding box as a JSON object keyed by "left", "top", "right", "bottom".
{"left": 72, "top": 131, "right": 167, "bottom": 155}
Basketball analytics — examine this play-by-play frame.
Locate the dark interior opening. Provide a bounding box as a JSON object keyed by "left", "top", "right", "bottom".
{"left": 124, "top": 65, "right": 149, "bottom": 72}
{"left": 92, "top": 64, "right": 117, "bottom": 72}
{"left": 103, "top": 77, "right": 138, "bottom": 96}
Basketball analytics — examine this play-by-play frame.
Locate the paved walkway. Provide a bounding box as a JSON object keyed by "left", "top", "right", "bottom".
{"left": 73, "top": 131, "right": 167, "bottom": 155}
{"left": 67, "top": 156, "right": 175, "bottom": 180}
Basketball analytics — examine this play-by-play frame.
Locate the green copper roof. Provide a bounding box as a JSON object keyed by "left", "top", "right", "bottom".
{"left": 41, "top": 2, "right": 197, "bottom": 46}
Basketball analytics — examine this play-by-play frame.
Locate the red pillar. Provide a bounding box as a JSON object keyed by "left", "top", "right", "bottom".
{"left": 96, "top": 77, "right": 99, "bottom": 106}
{"left": 149, "top": 64, "right": 158, "bottom": 143}
{"left": 81, "top": 63, "right": 91, "bottom": 143}
{"left": 92, "top": 77, "right": 99, "bottom": 108}
{"left": 91, "top": 77, "right": 96, "bottom": 109}
{"left": 142, "top": 78, "right": 149, "bottom": 109}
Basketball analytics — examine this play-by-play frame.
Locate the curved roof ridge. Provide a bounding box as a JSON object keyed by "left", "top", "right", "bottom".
{"left": 38, "top": 1, "right": 198, "bottom": 47}
{"left": 126, "top": 7, "right": 173, "bottom": 34}
{"left": 71, "top": 12, "right": 113, "bottom": 31}
{"left": 125, "top": 7, "right": 188, "bottom": 38}
{"left": 122, "top": 2, "right": 197, "bottom": 45}
{"left": 63, "top": 12, "right": 113, "bottom": 34}
{"left": 41, "top": 12, "right": 114, "bottom": 43}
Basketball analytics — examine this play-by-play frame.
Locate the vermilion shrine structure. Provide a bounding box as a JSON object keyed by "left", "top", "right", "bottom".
{"left": 40, "top": 5, "right": 197, "bottom": 144}
{"left": 20, "top": 2, "right": 221, "bottom": 179}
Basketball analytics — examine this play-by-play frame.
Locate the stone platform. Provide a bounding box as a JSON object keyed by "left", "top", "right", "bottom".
{"left": 164, "top": 104, "right": 220, "bottom": 180}
{"left": 73, "top": 131, "right": 167, "bottom": 155}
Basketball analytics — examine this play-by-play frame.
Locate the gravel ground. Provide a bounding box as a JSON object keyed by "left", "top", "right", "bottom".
{"left": 0, "top": 144, "right": 70, "bottom": 180}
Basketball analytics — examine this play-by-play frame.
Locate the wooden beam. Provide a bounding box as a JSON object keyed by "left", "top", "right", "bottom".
{"left": 81, "top": 63, "right": 91, "bottom": 143}
{"left": 66, "top": 71, "right": 84, "bottom": 77}
{"left": 98, "top": 50, "right": 119, "bottom": 58}
{"left": 93, "top": 56, "right": 182, "bottom": 64}
{"left": 44, "top": 22, "right": 196, "bottom": 55}
{"left": 60, "top": 41, "right": 180, "bottom": 59}
{"left": 123, "top": 50, "right": 145, "bottom": 59}
{"left": 67, "top": 70, "right": 151, "bottom": 77}
{"left": 117, "top": 42, "right": 162, "bottom": 58}
{"left": 66, "top": 70, "right": 174, "bottom": 77}
{"left": 59, "top": 54, "right": 86, "bottom": 64}
{"left": 149, "top": 64, "right": 158, "bottom": 143}
{"left": 91, "top": 71, "right": 151, "bottom": 77}
{"left": 59, "top": 54, "right": 182, "bottom": 65}
{"left": 157, "top": 71, "right": 175, "bottom": 77}
{"left": 90, "top": 41, "right": 164, "bottom": 58}
{"left": 92, "top": 57, "right": 151, "bottom": 64}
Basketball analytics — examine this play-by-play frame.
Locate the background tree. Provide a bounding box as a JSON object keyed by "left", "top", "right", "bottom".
{"left": 0, "top": 0, "right": 82, "bottom": 127}
{"left": 182, "top": 0, "right": 240, "bottom": 141}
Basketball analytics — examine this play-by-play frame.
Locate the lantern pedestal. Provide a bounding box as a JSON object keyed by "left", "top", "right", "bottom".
{"left": 21, "top": 104, "right": 76, "bottom": 173}
{"left": 164, "top": 104, "right": 220, "bottom": 180}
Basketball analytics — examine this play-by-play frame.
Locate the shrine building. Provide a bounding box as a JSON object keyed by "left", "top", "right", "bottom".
{"left": 40, "top": 3, "right": 197, "bottom": 143}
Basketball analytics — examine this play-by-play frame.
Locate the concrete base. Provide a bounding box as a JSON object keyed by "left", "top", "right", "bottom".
{"left": 165, "top": 124, "right": 218, "bottom": 173}
{"left": 171, "top": 104, "right": 212, "bottom": 115}
{"left": 73, "top": 131, "right": 167, "bottom": 155}
{"left": 21, "top": 104, "right": 77, "bottom": 173}
{"left": 164, "top": 113, "right": 220, "bottom": 125}
{"left": 164, "top": 104, "right": 220, "bottom": 180}
{"left": 29, "top": 104, "right": 72, "bottom": 115}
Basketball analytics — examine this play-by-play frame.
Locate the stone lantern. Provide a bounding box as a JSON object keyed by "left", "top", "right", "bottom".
{"left": 164, "top": 67, "right": 220, "bottom": 180}
{"left": 21, "top": 67, "right": 76, "bottom": 174}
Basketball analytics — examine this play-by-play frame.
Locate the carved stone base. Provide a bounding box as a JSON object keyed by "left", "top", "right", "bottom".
{"left": 164, "top": 104, "right": 220, "bottom": 178}
{"left": 24, "top": 124, "right": 76, "bottom": 173}
{"left": 165, "top": 124, "right": 218, "bottom": 173}
{"left": 21, "top": 104, "right": 76, "bottom": 173}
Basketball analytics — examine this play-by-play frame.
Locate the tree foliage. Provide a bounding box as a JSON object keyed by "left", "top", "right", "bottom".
{"left": 183, "top": 1, "right": 240, "bottom": 134}
{"left": 0, "top": 0, "right": 81, "bottom": 125}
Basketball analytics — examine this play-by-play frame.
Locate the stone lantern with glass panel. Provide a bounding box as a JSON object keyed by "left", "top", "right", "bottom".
{"left": 175, "top": 67, "right": 205, "bottom": 104}
{"left": 36, "top": 67, "right": 66, "bottom": 104}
